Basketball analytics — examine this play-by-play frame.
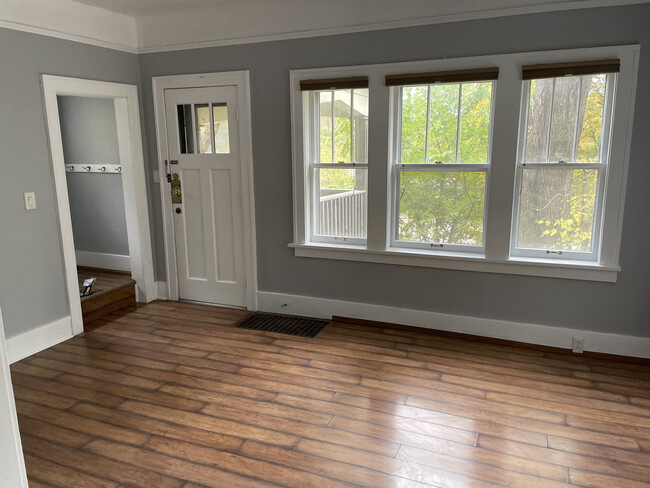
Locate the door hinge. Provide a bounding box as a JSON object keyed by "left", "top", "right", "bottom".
{"left": 244, "top": 276, "right": 247, "bottom": 288}
{"left": 240, "top": 191, "right": 244, "bottom": 207}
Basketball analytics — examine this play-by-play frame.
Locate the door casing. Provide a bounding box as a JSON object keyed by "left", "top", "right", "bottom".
{"left": 152, "top": 71, "right": 258, "bottom": 310}
{"left": 42, "top": 75, "right": 157, "bottom": 336}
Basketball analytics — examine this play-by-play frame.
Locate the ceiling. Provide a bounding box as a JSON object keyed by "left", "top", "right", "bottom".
{"left": 70, "top": 0, "right": 231, "bottom": 17}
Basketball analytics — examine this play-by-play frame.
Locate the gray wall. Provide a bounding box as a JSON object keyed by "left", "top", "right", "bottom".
{"left": 58, "top": 96, "right": 129, "bottom": 256}
{"left": 139, "top": 3, "right": 650, "bottom": 336}
{"left": 0, "top": 29, "right": 142, "bottom": 338}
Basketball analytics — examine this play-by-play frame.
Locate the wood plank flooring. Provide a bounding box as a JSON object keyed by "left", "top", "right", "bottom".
{"left": 78, "top": 267, "right": 136, "bottom": 325}
{"left": 10, "top": 300, "right": 650, "bottom": 487}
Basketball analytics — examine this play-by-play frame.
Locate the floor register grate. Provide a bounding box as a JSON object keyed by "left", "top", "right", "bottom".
{"left": 235, "top": 313, "right": 329, "bottom": 337}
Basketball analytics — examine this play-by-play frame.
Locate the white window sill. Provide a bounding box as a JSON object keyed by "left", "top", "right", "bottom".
{"left": 288, "top": 242, "right": 620, "bottom": 282}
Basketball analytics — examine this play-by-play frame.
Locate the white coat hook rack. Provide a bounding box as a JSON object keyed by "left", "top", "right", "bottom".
{"left": 65, "top": 163, "right": 122, "bottom": 174}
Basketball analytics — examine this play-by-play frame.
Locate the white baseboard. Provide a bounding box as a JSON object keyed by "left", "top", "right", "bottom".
{"left": 257, "top": 291, "right": 650, "bottom": 359}
{"left": 156, "top": 281, "right": 169, "bottom": 300}
{"left": 6, "top": 316, "right": 73, "bottom": 364}
{"left": 75, "top": 251, "right": 130, "bottom": 272}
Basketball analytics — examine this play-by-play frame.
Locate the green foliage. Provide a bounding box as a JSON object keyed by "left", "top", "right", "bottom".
{"left": 315, "top": 75, "right": 606, "bottom": 249}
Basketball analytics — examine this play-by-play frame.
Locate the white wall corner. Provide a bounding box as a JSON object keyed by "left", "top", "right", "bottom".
{"left": 6, "top": 316, "right": 73, "bottom": 364}
{"left": 257, "top": 291, "right": 650, "bottom": 359}
{"left": 156, "top": 281, "right": 169, "bottom": 300}
{"left": 75, "top": 251, "right": 131, "bottom": 272}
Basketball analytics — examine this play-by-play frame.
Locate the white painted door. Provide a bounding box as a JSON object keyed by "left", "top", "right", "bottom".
{"left": 164, "top": 86, "right": 246, "bottom": 307}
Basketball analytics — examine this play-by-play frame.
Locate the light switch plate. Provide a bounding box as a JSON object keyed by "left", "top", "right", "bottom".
{"left": 24, "top": 192, "right": 36, "bottom": 210}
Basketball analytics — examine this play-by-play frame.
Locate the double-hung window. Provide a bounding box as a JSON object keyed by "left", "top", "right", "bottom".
{"left": 512, "top": 60, "right": 619, "bottom": 261}
{"left": 300, "top": 77, "right": 369, "bottom": 244}
{"left": 388, "top": 68, "right": 497, "bottom": 252}
{"left": 290, "top": 46, "right": 638, "bottom": 282}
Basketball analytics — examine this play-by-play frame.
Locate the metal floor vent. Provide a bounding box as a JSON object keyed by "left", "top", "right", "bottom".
{"left": 235, "top": 313, "right": 329, "bottom": 337}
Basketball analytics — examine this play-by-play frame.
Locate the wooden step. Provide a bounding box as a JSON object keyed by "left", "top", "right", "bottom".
{"left": 81, "top": 281, "right": 136, "bottom": 324}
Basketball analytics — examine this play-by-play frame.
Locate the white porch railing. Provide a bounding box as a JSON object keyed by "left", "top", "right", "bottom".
{"left": 319, "top": 189, "right": 367, "bottom": 238}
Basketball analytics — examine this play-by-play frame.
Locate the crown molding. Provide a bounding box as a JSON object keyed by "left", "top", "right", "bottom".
{"left": 136, "top": 0, "right": 650, "bottom": 54}
{"left": 0, "top": 0, "right": 646, "bottom": 54}
{"left": 0, "top": 0, "right": 138, "bottom": 53}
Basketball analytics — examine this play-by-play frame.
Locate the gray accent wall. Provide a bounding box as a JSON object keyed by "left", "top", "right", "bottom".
{"left": 1, "top": 4, "right": 648, "bottom": 342}
{"left": 58, "top": 96, "right": 129, "bottom": 256}
{"left": 139, "top": 3, "right": 650, "bottom": 336}
{"left": 0, "top": 28, "right": 142, "bottom": 338}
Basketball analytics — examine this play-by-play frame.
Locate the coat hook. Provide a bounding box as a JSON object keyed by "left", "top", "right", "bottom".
{"left": 99, "top": 166, "right": 106, "bottom": 172}
{"left": 66, "top": 165, "right": 74, "bottom": 172}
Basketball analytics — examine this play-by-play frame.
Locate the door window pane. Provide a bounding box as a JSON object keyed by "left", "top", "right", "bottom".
{"left": 213, "top": 104, "right": 230, "bottom": 154}
{"left": 177, "top": 104, "right": 194, "bottom": 154}
{"left": 517, "top": 168, "right": 599, "bottom": 252}
{"left": 397, "top": 171, "right": 486, "bottom": 246}
{"left": 316, "top": 168, "right": 367, "bottom": 239}
{"left": 195, "top": 104, "right": 212, "bottom": 154}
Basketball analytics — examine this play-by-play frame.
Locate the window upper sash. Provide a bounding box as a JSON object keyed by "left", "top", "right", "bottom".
{"left": 299, "top": 76, "right": 369, "bottom": 91}
{"left": 522, "top": 59, "right": 620, "bottom": 80}
{"left": 385, "top": 67, "right": 499, "bottom": 86}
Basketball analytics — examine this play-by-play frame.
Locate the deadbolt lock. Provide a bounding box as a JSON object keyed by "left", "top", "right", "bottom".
{"left": 171, "top": 173, "right": 182, "bottom": 204}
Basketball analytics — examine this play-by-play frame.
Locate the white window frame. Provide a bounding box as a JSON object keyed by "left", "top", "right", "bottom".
{"left": 510, "top": 73, "right": 616, "bottom": 262}
{"left": 289, "top": 45, "right": 639, "bottom": 283}
{"left": 305, "top": 89, "right": 369, "bottom": 245}
{"left": 390, "top": 82, "right": 497, "bottom": 254}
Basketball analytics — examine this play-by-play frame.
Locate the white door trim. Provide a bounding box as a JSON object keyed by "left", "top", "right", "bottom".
{"left": 42, "top": 75, "right": 157, "bottom": 336}
{"left": 0, "top": 306, "right": 29, "bottom": 488}
{"left": 152, "top": 71, "right": 258, "bottom": 310}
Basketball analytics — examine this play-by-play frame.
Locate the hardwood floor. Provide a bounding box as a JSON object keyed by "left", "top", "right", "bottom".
{"left": 78, "top": 267, "right": 136, "bottom": 324}
{"left": 10, "top": 300, "right": 650, "bottom": 487}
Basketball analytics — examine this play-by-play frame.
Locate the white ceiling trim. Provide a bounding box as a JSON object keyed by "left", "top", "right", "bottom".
{"left": 136, "top": 0, "right": 650, "bottom": 54}
{"left": 0, "top": 0, "right": 646, "bottom": 54}
{"left": 0, "top": 0, "right": 138, "bottom": 53}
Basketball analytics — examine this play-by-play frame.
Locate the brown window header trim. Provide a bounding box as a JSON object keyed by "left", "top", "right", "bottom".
{"left": 299, "top": 76, "right": 369, "bottom": 91}
{"left": 522, "top": 59, "right": 620, "bottom": 80}
{"left": 385, "top": 67, "right": 499, "bottom": 86}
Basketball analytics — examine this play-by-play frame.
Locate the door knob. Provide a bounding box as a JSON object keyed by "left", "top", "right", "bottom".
{"left": 175, "top": 207, "right": 182, "bottom": 214}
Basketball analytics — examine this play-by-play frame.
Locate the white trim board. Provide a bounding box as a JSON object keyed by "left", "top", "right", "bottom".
{"left": 42, "top": 75, "right": 157, "bottom": 336}
{"left": 156, "top": 281, "right": 169, "bottom": 300}
{"left": 75, "top": 251, "right": 131, "bottom": 272}
{"left": 0, "top": 0, "right": 647, "bottom": 54}
{"left": 152, "top": 71, "right": 258, "bottom": 311}
{"left": 5, "top": 315, "right": 73, "bottom": 364}
{"left": 0, "top": 307, "right": 29, "bottom": 488}
{"left": 257, "top": 291, "right": 650, "bottom": 359}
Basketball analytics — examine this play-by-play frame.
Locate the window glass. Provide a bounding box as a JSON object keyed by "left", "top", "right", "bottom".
{"left": 318, "top": 89, "right": 369, "bottom": 163}
{"left": 213, "top": 104, "right": 230, "bottom": 154}
{"left": 311, "top": 88, "right": 369, "bottom": 242}
{"left": 395, "top": 81, "right": 493, "bottom": 249}
{"left": 517, "top": 168, "right": 599, "bottom": 252}
{"left": 524, "top": 74, "right": 607, "bottom": 163}
{"left": 177, "top": 104, "right": 194, "bottom": 154}
{"left": 316, "top": 168, "right": 367, "bottom": 239}
{"left": 195, "top": 104, "right": 212, "bottom": 154}
{"left": 398, "top": 171, "right": 485, "bottom": 246}
{"left": 400, "top": 82, "right": 492, "bottom": 164}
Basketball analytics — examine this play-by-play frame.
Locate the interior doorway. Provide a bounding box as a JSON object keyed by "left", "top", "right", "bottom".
{"left": 42, "top": 76, "right": 156, "bottom": 336}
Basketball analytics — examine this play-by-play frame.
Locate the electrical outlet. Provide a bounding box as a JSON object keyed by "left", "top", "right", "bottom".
{"left": 24, "top": 192, "right": 36, "bottom": 210}
{"left": 572, "top": 337, "right": 585, "bottom": 354}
